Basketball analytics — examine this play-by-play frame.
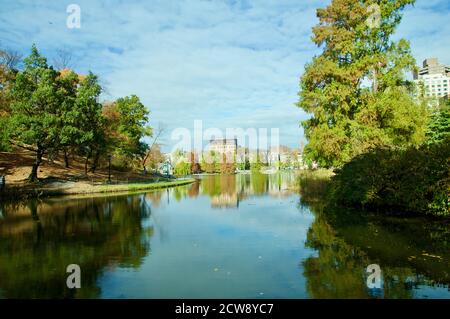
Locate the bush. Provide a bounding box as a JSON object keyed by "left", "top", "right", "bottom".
{"left": 330, "top": 140, "right": 450, "bottom": 217}
{"left": 174, "top": 161, "right": 191, "bottom": 176}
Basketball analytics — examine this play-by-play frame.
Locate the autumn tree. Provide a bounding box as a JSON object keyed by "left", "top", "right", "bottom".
{"left": 145, "top": 143, "right": 165, "bottom": 171}
{"left": 297, "top": 0, "right": 428, "bottom": 167}
{"left": 0, "top": 48, "right": 20, "bottom": 151}
{"left": 141, "top": 123, "right": 165, "bottom": 173}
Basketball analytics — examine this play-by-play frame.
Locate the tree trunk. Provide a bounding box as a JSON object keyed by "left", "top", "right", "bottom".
{"left": 84, "top": 154, "right": 90, "bottom": 175}
{"left": 91, "top": 151, "right": 100, "bottom": 173}
{"left": 64, "top": 148, "right": 70, "bottom": 168}
{"left": 28, "top": 148, "right": 43, "bottom": 182}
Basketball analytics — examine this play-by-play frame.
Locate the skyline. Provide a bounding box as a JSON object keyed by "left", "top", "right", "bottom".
{"left": 1, "top": 0, "right": 449, "bottom": 152}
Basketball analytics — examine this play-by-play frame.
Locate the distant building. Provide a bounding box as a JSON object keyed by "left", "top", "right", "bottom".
{"left": 267, "top": 145, "right": 291, "bottom": 166}
{"left": 208, "top": 138, "right": 237, "bottom": 156}
{"left": 208, "top": 139, "right": 238, "bottom": 155}
{"left": 158, "top": 160, "right": 173, "bottom": 176}
{"left": 414, "top": 58, "right": 450, "bottom": 100}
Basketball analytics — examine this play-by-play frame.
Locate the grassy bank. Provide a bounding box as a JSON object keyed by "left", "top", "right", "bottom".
{"left": 97, "top": 179, "right": 195, "bottom": 194}
{"left": 297, "top": 169, "right": 333, "bottom": 204}
{"left": 0, "top": 178, "right": 195, "bottom": 200}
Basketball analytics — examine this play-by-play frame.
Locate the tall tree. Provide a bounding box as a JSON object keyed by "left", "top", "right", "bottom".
{"left": 74, "top": 72, "right": 105, "bottom": 174}
{"left": 9, "top": 45, "right": 77, "bottom": 181}
{"left": 115, "top": 95, "right": 152, "bottom": 158}
{"left": 297, "top": 0, "right": 427, "bottom": 167}
{"left": 141, "top": 123, "right": 165, "bottom": 173}
{"left": 0, "top": 61, "right": 13, "bottom": 150}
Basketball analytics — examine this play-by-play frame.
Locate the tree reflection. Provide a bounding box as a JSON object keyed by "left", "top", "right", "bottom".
{"left": 0, "top": 195, "right": 152, "bottom": 298}
{"left": 300, "top": 180, "right": 450, "bottom": 298}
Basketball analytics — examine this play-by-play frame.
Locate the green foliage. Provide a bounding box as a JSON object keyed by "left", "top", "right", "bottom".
{"left": 250, "top": 152, "right": 263, "bottom": 173}
{"left": 1, "top": 45, "right": 153, "bottom": 179}
{"left": 9, "top": 45, "right": 78, "bottom": 180}
{"left": 0, "top": 196, "right": 151, "bottom": 298}
{"left": 330, "top": 140, "right": 450, "bottom": 217}
{"left": 0, "top": 116, "right": 11, "bottom": 151}
{"left": 10, "top": 45, "right": 60, "bottom": 148}
{"left": 115, "top": 95, "right": 152, "bottom": 157}
{"left": 201, "top": 151, "right": 220, "bottom": 173}
{"left": 174, "top": 161, "right": 191, "bottom": 176}
{"left": 297, "top": 0, "right": 427, "bottom": 167}
{"left": 426, "top": 101, "right": 450, "bottom": 145}
{"left": 73, "top": 72, "right": 106, "bottom": 172}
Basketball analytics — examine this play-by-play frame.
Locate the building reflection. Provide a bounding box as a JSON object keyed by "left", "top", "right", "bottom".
{"left": 192, "top": 173, "right": 300, "bottom": 209}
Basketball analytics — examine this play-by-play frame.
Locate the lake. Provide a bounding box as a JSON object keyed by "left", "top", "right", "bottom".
{"left": 0, "top": 172, "right": 449, "bottom": 298}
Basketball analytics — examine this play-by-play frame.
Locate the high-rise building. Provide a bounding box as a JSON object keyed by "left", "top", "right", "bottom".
{"left": 413, "top": 58, "right": 450, "bottom": 100}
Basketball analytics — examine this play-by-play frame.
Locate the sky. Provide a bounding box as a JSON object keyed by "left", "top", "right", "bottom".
{"left": 1, "top": 0, "right": 449, "bottom": 152}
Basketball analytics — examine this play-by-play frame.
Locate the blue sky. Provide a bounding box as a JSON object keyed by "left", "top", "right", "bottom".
{"left": 1, "top": 0, "right": 449, "bottom": 152}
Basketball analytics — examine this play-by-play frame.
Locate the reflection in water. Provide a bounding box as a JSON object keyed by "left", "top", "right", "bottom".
{"left": 0, "top": 172, "right": 448, "bottom": 298}
{"left": 299, "top": 182, "right": 450, "bottom": 299}
{"left": 0, "top": 195, "right": 152, "bottom": 298}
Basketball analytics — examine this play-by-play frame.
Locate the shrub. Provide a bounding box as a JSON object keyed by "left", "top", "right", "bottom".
{"left": 330, "top": 140, "right": 450, "bottom": 217}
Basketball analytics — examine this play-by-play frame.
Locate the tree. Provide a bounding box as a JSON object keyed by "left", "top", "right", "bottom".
{"left": 74, "top": 72, "right": 105, "bottom": 174}
{"left": 52, "top": 49, "right": 75, "bottom": 71}
{"left": 0, "top": 65, "right": 12, "bottom": 151}
{"left": 145, "top": 143, "right": 165, "bottom": 171}
{"left": 141, "top": 123, "right": 165, "bottom": 173}
{"left": 172, "top": 149, "right": 191, "bottom": 176}
{"left": 100, "top": 96, "right": 152, "bottom": 172}
{"left": 115, "top": 95, "right": 152, "bottom": 158}
{"left": 426, "top": 100, "right": 450, "bottom": 145}
{"left": 297, "top": 0, "right": 427, "bottom": 167}
{"left": 0, "top": 47, "right": 22, "bottom": 70}
{"left": 201, "top": 150, "right": 219, "bottom": 173}
{"left": 9, "top": 45, "right": 78, "bottom": 181}
{"left": 0, "top": 46, "right": 22, "bottom": 151}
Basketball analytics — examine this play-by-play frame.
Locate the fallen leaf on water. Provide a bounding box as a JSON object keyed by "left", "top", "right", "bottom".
{"left": 422, "top": 253, "right": 442, "bottom": 260}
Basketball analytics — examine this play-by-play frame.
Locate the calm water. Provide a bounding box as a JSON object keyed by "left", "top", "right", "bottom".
{"left": 0, "top": 173, "right": 449, "bottom": 299}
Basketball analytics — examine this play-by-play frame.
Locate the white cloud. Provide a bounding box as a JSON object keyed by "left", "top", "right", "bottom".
{"left": 1, "top": 0, "right": 448, "bottom": 151}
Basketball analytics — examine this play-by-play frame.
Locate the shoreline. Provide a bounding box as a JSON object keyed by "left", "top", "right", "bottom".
{"left": 0, "top": 178, "right": 196, "bottom": 201}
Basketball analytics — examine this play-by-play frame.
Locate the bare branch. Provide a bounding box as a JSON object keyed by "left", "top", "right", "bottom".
{"left": 52, "top": 49, "right": 75, "bottom": 70}
{"left": 142, "top": 122, "right": 166, "bottom": 166}
{"left": 0, "top": 48, "right": 22, "bottom": 70}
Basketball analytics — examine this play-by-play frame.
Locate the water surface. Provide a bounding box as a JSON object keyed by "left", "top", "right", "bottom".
{"left": 0, "top": 173, "right": 449, "bottom": 298}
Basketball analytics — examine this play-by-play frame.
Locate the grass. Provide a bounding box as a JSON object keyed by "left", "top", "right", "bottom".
{"left": 0, "top": 178, "right": 196, "bottom": 201}
{"left": 297, "top": 169, "right": 333, "bottom": 203}
{"left": 97, "top": 179, "right": 195, "bottom": 193}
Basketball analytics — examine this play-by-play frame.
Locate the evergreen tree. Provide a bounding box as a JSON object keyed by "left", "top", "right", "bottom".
{"left": 9, "top": 45, "right": 78, "bottom": 181}
{"left": 426, "top": 100, "right": 450, "bottom": 145}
